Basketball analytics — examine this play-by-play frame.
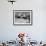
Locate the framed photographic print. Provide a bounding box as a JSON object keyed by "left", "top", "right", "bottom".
{"left": 13, "top": 10, "right": 32, "bottom": 25}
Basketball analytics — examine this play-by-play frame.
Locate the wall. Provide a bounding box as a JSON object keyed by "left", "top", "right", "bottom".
{"left": 0, "top": 0, "right": 46, "bottom": 42}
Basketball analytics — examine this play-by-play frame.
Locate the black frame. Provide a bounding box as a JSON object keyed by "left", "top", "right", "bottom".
{"left": 13, "top": 10, "right": 33, "bottom": 26}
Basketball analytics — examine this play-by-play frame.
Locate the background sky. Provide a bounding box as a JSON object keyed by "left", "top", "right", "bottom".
{"left": 0, "top": 0, "right": 46, "bottom": 42}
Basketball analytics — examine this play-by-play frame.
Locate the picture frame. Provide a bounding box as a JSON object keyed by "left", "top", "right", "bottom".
{"left": 13, "top": 10, "right": 33, "bottom": 26}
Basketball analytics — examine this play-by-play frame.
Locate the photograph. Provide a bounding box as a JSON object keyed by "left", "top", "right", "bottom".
{"left": 0, "top": 0, "right": 46, "bottom": 46}
{"left": 13, "top": 10, "right": 32, "bottom": 25}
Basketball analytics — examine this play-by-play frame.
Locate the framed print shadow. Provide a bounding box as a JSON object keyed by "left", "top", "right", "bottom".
{"left": 13, "top": 10, "right": 33, "bottom": 26}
